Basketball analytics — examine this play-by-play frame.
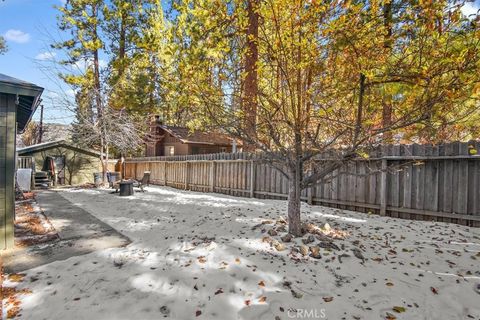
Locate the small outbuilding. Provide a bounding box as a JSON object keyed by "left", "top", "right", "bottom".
{"left": 18, "top": 140, "right": 104, "bottom": 186}
{"left": 1, "top": 73, "right": 43, "bottom": 249}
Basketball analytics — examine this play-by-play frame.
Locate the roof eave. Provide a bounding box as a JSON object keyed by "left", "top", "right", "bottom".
{"left": 17, "top": 93, "right": 43, "bottom": 134}
{"left": 0, "top": 81, "right": 43, "bottom": 98}
{"left": 17, "top": 140, "right": 103, "bottom": 157}
{"left": 0, "top": 81, "right": 44, "bottom": 133}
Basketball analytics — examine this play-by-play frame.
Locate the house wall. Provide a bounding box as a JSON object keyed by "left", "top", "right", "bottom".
{"left": 0, "top": 93, "right": 16, "bottom": 249}
{"left": 21, "top": 146, "right": 103, "bottom": 185}
{"left": 188, "top": 144, "right": 232, "bottom": 154}
{"left": 145, "top": 130, "right": 233, "bottom": 156}
{"left": 164, "top": 141, "right": 190, "bottom": 155}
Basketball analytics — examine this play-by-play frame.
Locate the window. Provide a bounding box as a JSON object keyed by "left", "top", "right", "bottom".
{"left": 220, "top": 147, "right": 228, "bottom": 153}
{"left": 165, "top": 146, "right": 175, "bottom": 156}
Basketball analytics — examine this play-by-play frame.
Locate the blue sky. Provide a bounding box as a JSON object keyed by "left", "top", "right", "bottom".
{"left": 0, "top": 0, "right": 76, "bottom": 124}
{"left": 1, "top": 0, "right": 480, "bottom": 125}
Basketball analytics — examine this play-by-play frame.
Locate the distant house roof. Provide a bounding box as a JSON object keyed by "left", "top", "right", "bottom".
{"left": 160, "top": 125, "right": 236, "bottom": 146}
{"left": 0, "top": 73, "right": 43, "bottom": 133}
{"left": 18, "top": 140, "right": 102, "bottom": 157}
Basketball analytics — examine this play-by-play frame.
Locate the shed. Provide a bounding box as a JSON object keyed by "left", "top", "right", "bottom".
{"left": 1, "top": 73, "right": 43, "bottom": 249}
{"left": 18, "top": 140, "right": 104, "bottom": 186}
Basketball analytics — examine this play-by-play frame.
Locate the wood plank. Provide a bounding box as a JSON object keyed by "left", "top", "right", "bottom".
{"left": 250, "top": 161, "right": 256, "bottom": 198}
{"left": 380, "top": 159, "right": 387, "bottom": 216}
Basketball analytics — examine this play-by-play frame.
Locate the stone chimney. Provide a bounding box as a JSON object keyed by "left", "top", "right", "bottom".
{"left": 154, "top": 115, "right": 163, "bottom": 125}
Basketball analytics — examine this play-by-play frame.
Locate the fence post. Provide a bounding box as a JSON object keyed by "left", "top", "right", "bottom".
{"left": 164, "top": 162, "right": 167, "bottom": 186}
{"left": 210, "top": 161, "right": 215, "bottom": 192}
{"left": 185, "top": 162, "right": 189, "bottom": 190}
{"left": 380, "top": 158, "right": 388, "bottom": 216}
{"left": 307, "top": 169, "right": 313, "bottom": 205}
{"left": 250, "top": 160, "right": 256, "bottom": 198}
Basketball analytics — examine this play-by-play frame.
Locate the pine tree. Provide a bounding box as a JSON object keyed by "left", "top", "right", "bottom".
{"left": 0, "top": 36, "right": 7, "bottom": 55}
{"left": 53, "top": 0, "right": 104, "bottom": 122}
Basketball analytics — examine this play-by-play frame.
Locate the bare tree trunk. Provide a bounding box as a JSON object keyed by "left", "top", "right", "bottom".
{"left": 103, "top": 144, "right": 109, "bottom": 186}
{"left": 288, "top": 163, "right": 303, "bottom": 236}
{"left": 38, "top": 104, "right": 44, "bottom": 144}
{"left": 100, "top": 135, "right": 106, "bottom": 185}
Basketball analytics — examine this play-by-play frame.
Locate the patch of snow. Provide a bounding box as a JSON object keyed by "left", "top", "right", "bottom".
{"left": 7, "top": 185, "right": 480, "bottom": 320}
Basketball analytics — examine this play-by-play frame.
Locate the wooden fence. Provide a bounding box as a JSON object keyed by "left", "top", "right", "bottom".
{"left": 125, "top": 141, "right": 480, "bottom": 227}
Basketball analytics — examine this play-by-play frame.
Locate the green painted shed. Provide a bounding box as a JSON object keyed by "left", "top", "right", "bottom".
{"left": 1, "top": 74, "right": 43, "bottom": 250}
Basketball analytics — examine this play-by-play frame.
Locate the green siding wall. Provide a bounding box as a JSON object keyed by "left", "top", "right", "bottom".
{"left": 0, "top": 93, "right": 16, "bottom": 250}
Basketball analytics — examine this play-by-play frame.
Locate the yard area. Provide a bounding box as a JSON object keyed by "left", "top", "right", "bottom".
{"left": 4, "top": 186, "right": 480, "bottom": 320}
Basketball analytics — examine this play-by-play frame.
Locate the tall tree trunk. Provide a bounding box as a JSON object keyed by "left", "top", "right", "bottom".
{"left": 288, "top": 162, "right": 303, "bottom": 236}
{"left": 92, "top": 3, "right": 105, "bottom": 182}
{"left": 118, "top": 10, "right": 126, "bottom": 79}
{"left": 92, "top": 3, "right": 102, "bottom": 116}
{"left": 354, "top": 73, "right": 365, "bottom": 145}
{"left": 243, "top": 0, "right": 259, "bottom": 151}
{"left": 382, "top": 0, "right": 393, "bottom": 142}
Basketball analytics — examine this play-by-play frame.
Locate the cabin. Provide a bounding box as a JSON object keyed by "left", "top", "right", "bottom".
{"left": 18, "top": 140, "right": 104, "bottom": 187}
{"left": 145, "top": 116, "right": 239, "bottom": 156}
{"left": 0, "top": 73, "right": 43, "bottom": 250}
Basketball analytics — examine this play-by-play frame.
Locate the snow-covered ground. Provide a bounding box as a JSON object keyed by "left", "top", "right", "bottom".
{"left": 6, "top": 186, "right": 480, "bottom": 320}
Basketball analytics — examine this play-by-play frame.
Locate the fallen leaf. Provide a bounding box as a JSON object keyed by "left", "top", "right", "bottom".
{"left": 386, "top": 282, "right": 394, "bottom": 287}
{"left": 274, "top": 242, "right": 286, "bottom": 251}
{"left": 245, "top": 300, "right": 251, "bottom": 306}
{"left": 8, "top": 274, "right": 26, "bottom": 282}
{"left": 430, "top": 287, "right": 439, "bottom": 294}
{"left": 392, "top": 306, "right": 406, "bottom": 313}
{"left": 258, "top": 296, "right": 267, "bottom": 303}
{"left": 214, "top": 288, "right": 224, "bottom": 295}
{"left": 235, "top": 258, "right": 241, "bottom": 264}
{"left": 291, "top": 289, "right": 303, "bottom": 299}
{"left": 322, "top": 296, "right": 333, "bottom": 302}
{"left": 385, "top": 312, "right": 397, "bottom": 320}
{"left": 258, "top": 280, "right": 265, "bottom": 287}
{"left": 197, "top": 256, "right": 207, "bottom": 263}
{"left": 196, "top": 310, "right": 202, "bottom": 317}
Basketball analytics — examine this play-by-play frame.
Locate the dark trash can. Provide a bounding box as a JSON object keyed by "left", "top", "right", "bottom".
{"left": 93, "top": 172, "right": 103, "bottom": 187}
{"left": 112, "top": 172, "right": 121, "bottom": 182}
{"left": 119, "top": 181, "right": 134, "bottom": 196}
{"left": 107, "top": 172, "right": 121, "bottom": 187}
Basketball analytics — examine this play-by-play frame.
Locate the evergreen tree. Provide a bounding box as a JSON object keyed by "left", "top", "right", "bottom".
{"left": 0, "top": 36, "right": 7, "bottom": 55}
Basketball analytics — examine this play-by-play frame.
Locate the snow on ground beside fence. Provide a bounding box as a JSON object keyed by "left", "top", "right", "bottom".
{"left": 9, "top": 186, "right": 480, "bottom": 319}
